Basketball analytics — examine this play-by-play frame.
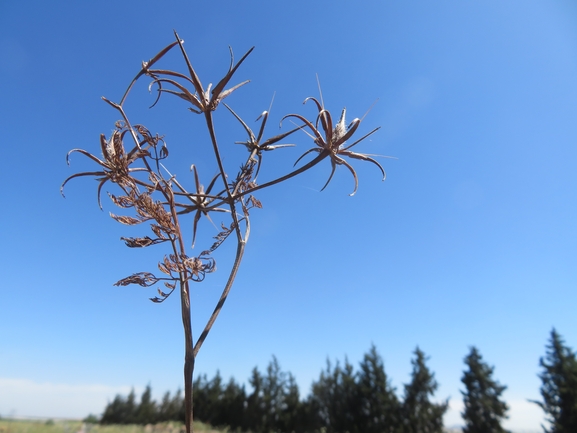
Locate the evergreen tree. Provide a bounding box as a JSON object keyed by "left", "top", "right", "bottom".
{"left": 173, "top": 388, "right": 186, "bottom": 422}
{"left": 533, "top": 329, "right": 577, "bottom": 433}
{"left": 357, "top": 344, "right": 401, "bottom": 433}
{"left": 310, "top": 357, "right": 360, "bottom": 433}
{"left": 157, "top": 388, "right": 184, "bottom": 422}
{"left": 279, "top": 373, "right": 304, "bottom": 433}
{"left": 193, "top": 372, "right": 223, "bottom": 426}
{"left": 401, "top": 347, "right": 448, "bottom": 433}
{"left": 246, "top": 366, "right": 265, "bottom": 432}
{"left": 461, "top": 347, "right": 509, "bottom": 433}
{"left": 261, "top": 356, "right": 288, "bottom": 432}
{"left": 101, "top": 388, "right": 138, "bottom": 424}
{"left": 124, "top": 388, "right": 137, "bottom": 424}
{"left": 244, "top": 356, "right": 301, "bottom": 433}
{"left": 216, "top": 377, "right": 246, "bottom": 430}
{"left": 135, "top": 384, "right": 157, "bottom": 424}
{"left": 100, "top": 394, "right": 127, "bottom": 424}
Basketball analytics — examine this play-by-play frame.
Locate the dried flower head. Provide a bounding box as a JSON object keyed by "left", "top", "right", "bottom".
{"left": 284, "top": 97, "right": 386, "bottom": 195}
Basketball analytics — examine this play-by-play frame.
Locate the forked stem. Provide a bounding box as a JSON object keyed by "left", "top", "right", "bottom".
{"left": 63, "top": 32, "right": 385, "bottom": 433}
{"left": 194, "top": 236, "right": 246, "bottom": 357}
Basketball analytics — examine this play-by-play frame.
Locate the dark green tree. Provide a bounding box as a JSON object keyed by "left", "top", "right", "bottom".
{"left": 461, "top": 347, "right": 509, "bottom": 433}
{"left": 246, "top": 366, "right": 265, "bottom": 432}
{"left": 100, "top": 394, "right": 126, "bottom": 424}
{"left": 193, "top": 372, "right": 223, "bottom": 426}
{"left": 100, "top": 388, "right": 137, "bottom": 424}
{"left": 310, "top": 357, "right": 360, "bottom": 433}
{"left": 261, "top": 356, "right": 288, "bottom": 432}
{"left": 244, "top": 356, "right": 300, "bottom": 433}
{"left": 533, "top": 329, "right": 577, "bottom": 433}
{"left": 401, "top": 347, "right": 448, "bottom": 433}
{"left": 215, "top": 377, "right": 246, "bottom": 430}
{"left": 135, "top": 384, "right": 157, "bottom": 424}
{"left": 357, "top": 344, "right": 401, "bottom": 433}
{"left": 278, "top": 373, "right": 304, "bottom": 433}
{"left": 157, "top": 388, "right": 185, "bottom": 422}
{"left": 125, "top": 388, "right": 137, "bottom": 424}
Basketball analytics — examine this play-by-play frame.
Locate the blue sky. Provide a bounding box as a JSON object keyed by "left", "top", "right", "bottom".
{"left": 1, "top": 1, "right": 576, "bottom": 431}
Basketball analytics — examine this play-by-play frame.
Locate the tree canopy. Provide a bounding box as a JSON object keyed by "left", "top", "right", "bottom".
{"left": 533, "top": 329, "right": 577, "bottom": 433}
{"left": 461, "top": 346, "right": 509, "bottom": 433}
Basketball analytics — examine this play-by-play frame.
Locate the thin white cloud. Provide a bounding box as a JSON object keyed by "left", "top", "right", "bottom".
{"left": 444, "top": 397, "right": 544, "bottom": 433}
{"left": 503, "top": 399, "right": 546, "bottom": 433}
{"left": 0, "top": 378, "right": 139, "bottom": 419}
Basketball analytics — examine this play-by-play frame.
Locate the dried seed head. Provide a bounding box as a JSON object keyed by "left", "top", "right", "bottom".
{"left": 333, "top": 108, "right": 347, "bottom": 145}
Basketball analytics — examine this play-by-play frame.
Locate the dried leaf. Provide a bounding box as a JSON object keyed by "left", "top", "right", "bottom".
{"left": 108, "top": 193, "right": 134, "bottom": 208}
{"left": 121, "top": 236, "right": 164, "bottom": 248}
{"left": 151, "top": 224, "right": 167, "bottom": 239}
{"left": 114, "top": 272, "right": 158, "bottom": 287}
{"left": 249, "top": 196, "right": 262, "bottom": 209}
{"left": 110, "top": 213, "right": 142, "bottom": 225}
{"left": 158, "top": 261, "right": 171, "bottom": 275}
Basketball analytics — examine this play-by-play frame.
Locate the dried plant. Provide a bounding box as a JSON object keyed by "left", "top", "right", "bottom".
{"left": 62, "top": 31, "right": 388, "bottom": 433}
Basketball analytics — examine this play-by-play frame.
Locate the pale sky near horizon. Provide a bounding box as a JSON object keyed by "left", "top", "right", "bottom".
{"left": 1, "top": 1, "right": 577, "bottom": 431}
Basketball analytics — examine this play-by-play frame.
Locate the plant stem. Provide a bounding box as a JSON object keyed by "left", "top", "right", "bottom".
{"left": 167, "top": 189, "right": 195, "bottom": 433}
{"left": 180, "top": 278, "right": 195, "bottom": 433}
{"left": 194, "top": 235, "right": 247, "bottom": 357}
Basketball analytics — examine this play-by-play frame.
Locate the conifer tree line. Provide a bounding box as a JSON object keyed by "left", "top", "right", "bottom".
{"left": 99, "top": 329, "right": 577, "bottom": 433}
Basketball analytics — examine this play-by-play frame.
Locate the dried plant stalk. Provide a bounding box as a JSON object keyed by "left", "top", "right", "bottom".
{"left": 62, "top": 31, "right": 387, "bottom": 433}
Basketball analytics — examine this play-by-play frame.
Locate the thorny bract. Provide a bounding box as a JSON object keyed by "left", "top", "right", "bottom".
{"left": 62, "top": 31, "right": 389, "bottom": 433}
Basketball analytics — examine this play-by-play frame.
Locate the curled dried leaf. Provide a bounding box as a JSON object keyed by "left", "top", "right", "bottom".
{"left": 108, "top": 193, "right": 135, "bottom": 208}
{"left": 121, "top": 236, "right": 165, "bottom": 248}
{"left": 110, "top": 213, "right": 143, "bottom": 225}
{"left": 249, "top": 196, "right": 262, "bottom": 209}
{"left": 158, "top": 261, "right": 171, "bottom": 275}
{"left": 183, "top": 255, "right": 216, "bottom": 282}
{"left": 114, "top": 272, "right": 159, "bottom": 287}
{"left": 151, "top": 224, "right": 167, "bottom": 239}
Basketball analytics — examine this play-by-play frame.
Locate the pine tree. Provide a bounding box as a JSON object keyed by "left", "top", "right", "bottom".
{"left": 401, "top": 347, "right": 448, "bottom": 433}
{"left": 246, "top": 366, "right": 265, "bottom": 432}
{"left": 216, "top": 377, "right": 246, "bottom": 430}
{"left": 279, "top": 373, "right": 303, "bottom": 433}
{"left": 100, "top": 388, "right": 139, "bottom": 424}
{"left": 461, "top": 347, "right": 509, "bottom": 433}
{"left": 157, "top": 388, "right": 184, "bottom": 422}
{"left": 533, "top": 329, "right": 577, "bottom": 433}
{"left": 193, "top": 372, "right": 223, "bottom": 427}
{"left": 100, "top": 394, "right": 127, "bottom": 424}
{"left": 124, "top": 388, "right": 137, "bottom": 424}
{"left": 310, "top": 357, "right": 360, "bottom": 433}
{"left": 135, "top": 384, "right": 157, "bottom": 424}
{"left": 357, "top": 344, "right": 401, "bottom": 433}
{"left": 260, "top": 356, "right": 286, "bottom": 432}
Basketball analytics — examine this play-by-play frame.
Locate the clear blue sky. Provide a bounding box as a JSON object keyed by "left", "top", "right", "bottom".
{"left": 1, "top": 1, "right": 576, "bottom": 431}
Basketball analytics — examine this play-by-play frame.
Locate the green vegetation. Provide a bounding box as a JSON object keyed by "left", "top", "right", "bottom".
{"left": 5, "top": 330, "right": 577, "bottom": 433}
{"left": 533, "top": 329, "right": 577, "bottom": 433}
{"left": 100, "top": 345, "right": 447, "bottom": 432}
{"left": 461, "top": 347, "right": 509, "bottom": 433}
{"left": 400, "top": 348, "right": 448, "bottom": 433}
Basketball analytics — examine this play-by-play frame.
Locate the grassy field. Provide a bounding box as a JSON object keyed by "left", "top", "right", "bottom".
{"left": 0, "top": 420, "right": 225, "bottom": 433}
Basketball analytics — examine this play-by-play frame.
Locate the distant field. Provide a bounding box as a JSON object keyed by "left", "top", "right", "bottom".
{"left": 0, "top": 419, "right": 467, "bottom": 433}
{"left": 0, "top": 420, "right": 224, "bottom": 433}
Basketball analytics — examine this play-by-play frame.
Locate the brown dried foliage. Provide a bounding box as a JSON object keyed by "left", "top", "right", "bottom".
{"left": 62, "top": 31, "right": 388, "bottom": 433}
